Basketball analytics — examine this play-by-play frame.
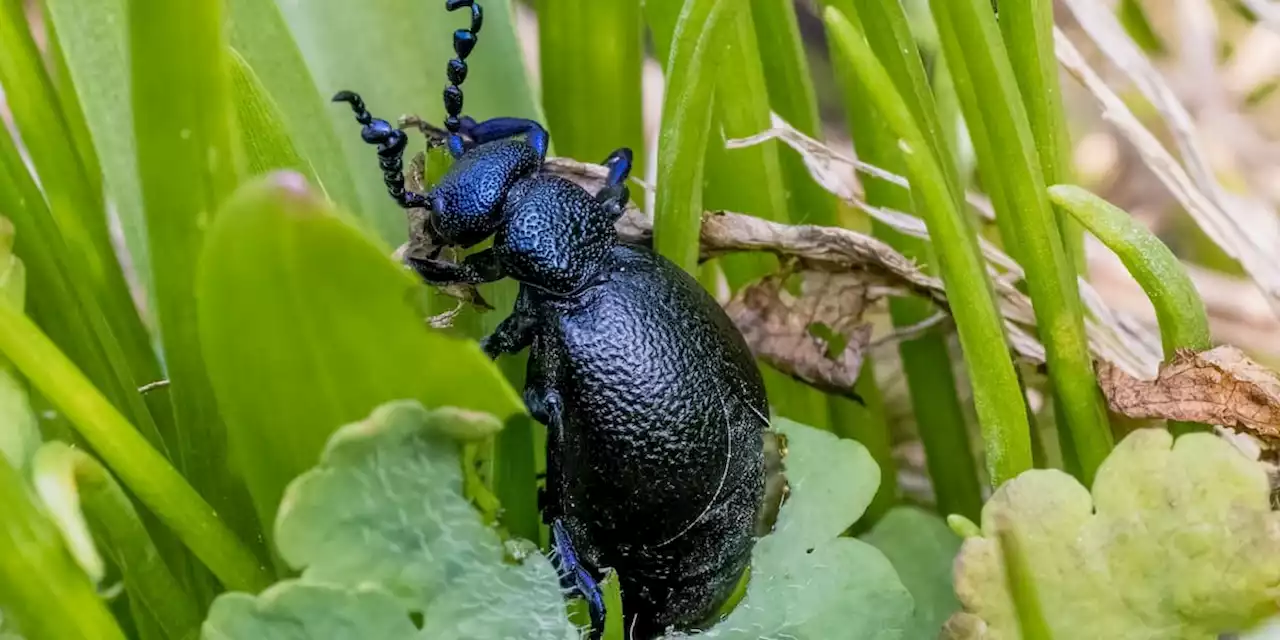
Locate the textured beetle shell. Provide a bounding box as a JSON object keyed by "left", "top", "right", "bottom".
{"left": 496, "top": 175, "right": 617, "bottom": 295}
{"left": 524, "top": 243, "right": 768, "bottom": 636}
{"left": 428, "top": 138, "right": 540, "bottom": 247}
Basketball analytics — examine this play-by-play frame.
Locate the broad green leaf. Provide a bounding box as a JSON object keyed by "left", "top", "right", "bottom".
{"left": 31, "top": 443, "right": 201, "bottom": 640}
{"left": 204, "top": 583, "right": 419, "bottom": 640}
{"left": 208, "top": 400, "right": 576, "bottom": 640}
{"left": 946, "top": 429, "right": 1280, "bottom": 639}
{"left": 680, "top": 419, "right": 913, "bottom": 639}
{"left": 863, "top": 507, "right": 963, "bottom": 639}
{"left": 275, "top": 0, "right": 542, "bottom": 244}
{"left": 197, "top": 173, "right": 523, "bottom": 533}
{"left": 0, "top": 454, "right": 126, "bottom": 640}
{"left": 226, "top": 0, "right": 361, "bottom": 215}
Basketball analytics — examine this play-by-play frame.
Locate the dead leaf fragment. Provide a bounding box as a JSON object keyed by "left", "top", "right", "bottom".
{"left": 1098, "top": 345, "right": 1280, "bottom": 440}
{"left": 724, "top": 271, "right": 875, "bottom": 399}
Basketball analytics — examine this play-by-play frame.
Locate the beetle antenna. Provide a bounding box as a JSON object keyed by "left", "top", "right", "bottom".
{"left": 331, "top": 90, "right": 429, "bottom": 209}
{"left": 443, "top": 0, "right": 483, "bottom": 134}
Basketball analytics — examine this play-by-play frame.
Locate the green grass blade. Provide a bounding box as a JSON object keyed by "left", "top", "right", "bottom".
{"left": 536, "top": 0, "right": 644, "bottom": 168}
{"left": 1049, "top": 187, "right": 1210, "bottom": 355}
{"left": 277, "top": 0, "right": 542, "bottom": 244}
{"left": 32, "top": 443, "right": 201, "bottom": 640}
{"left": 826, "top": 0, "right": 982, "bottom": 519}
{"left": 227, "top": 0, "right": 362, "bottom": 214}
{"left": 0, "top": 302, "right": 271, "bottom": 592}
{"left": 836, "top": 361, "right": 896, "bottom": 527}
{"left": 648, "top": 0, "right": 830, "bottom": 428}
{"left": 0, "top": 0, "right": 162, "bottom": 410}
{"left": 196, "top": 172, "right": 524, "bottom": 535}
{"left": 40, "top": 15, "right": 104, "bottom": 204}
{"left": 129, "top": 0, "right": 257, "bottom": 544}
{"left": 825, "top": 8, "right": 1032, "bottom": 486}
{"left": 228, "top": 48, "right": 320, "bottom": 183}
{"left": 998, "top": 0, "right": 1085, "bottom": 273}
{"left": 929, "top": 0, "right": 1112, "bottom": 484}
{"left": 0, "top": 455, "right": 127, "bottom": 640}
{"left": 651, "top": 0, "right": 740, "bottom": 274}
{"left": 748, "top": 0, "right": 838, "bottom": 227}
{"left": 41, "top": 0, "right": 152, "bottom": 307}
{"left": 0, "top": 125, "right": 166, "bottom": 456}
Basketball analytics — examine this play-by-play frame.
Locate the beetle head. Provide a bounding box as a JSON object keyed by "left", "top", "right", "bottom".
{"left": 426, "top": 139, "right": 541, "bottom": 248}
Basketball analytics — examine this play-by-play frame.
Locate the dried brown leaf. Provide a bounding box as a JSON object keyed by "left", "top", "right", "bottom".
{"left": 723, "top": 270, "right": 875, "bottom": 399}
{"left": 1097, "top": 346, "right": 1280, "bottom": 440}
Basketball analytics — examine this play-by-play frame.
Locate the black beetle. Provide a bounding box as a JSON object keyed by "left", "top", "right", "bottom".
{"left": 334, "top": 2, "right": 779, "bottom": 636}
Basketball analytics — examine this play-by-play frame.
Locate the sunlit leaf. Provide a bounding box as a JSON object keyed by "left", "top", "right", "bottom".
{"left": 945, "top": 429, "right": 1280, "bottom": 638}
{"left": 197, "top": 173, "right": 523, "bottom": 531}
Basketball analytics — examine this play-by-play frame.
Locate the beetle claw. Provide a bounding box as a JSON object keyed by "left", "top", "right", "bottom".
{"left": 550, "top": 519, "right": 606, "bottom": 636}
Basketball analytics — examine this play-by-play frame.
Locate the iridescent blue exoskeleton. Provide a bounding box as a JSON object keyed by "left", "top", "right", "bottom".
{"left": 334, "top": 2, "right": 775, "bottom": 637}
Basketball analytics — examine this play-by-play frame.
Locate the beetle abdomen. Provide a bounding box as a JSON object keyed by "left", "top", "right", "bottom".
{"left": 531, "top": 244, "right": 768, "bottom": 635}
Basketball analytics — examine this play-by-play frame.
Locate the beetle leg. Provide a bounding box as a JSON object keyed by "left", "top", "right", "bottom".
{"left": 331, "top": 91, "right": 430, "bottom": 209}
{"left": 479, "top": 289, "right": 537, "bottom": 359}
{"left": 405, "top": 247, "right": 505, "bottom": 286}
{"left": 456, "top": 117, "right": 550, "bottom": 162}
{"left": 595, "top": 148, "right": 633, "bottom": 219}
{"left": 551, "top": 519, "right": 606, "bottom": 636}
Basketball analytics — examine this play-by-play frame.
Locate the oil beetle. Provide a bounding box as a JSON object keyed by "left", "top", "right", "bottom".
{"left": 334, "top": 1, "right": 778, "bottom": 636}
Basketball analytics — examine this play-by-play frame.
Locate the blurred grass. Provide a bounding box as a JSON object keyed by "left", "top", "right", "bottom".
{"left": 826, "top": 0, "right": 982, "bottom": 519}
{"left": 826, "top": 6, "right": 1033, "bottom": 486}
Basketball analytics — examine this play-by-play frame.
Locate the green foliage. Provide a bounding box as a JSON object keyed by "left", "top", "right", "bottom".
{"left": 204, "top": 400, "right": 579, "bottom": 640}
{"left": 196, "top": 173, "right": 522, "bottom": 532}
{"left": 864, "top": 507, "right": 963, "bottom": 639}
{"left": 31, "top": 443, "right": 201, "bottom": 639}
{"left": 678, "top": 418, "right": 913, "bottom": 639}
{"left": 947, "top": 429, "right": 1280, "bottom": 638}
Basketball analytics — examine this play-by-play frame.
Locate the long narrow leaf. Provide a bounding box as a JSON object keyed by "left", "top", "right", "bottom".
{"left": 227, "top": 0, "right": 362, "bottom": 214}
{"left": 827, "top": 1, "right": 983, "bottom": 520}
{"left": 0, "top": 0, "right": 163, "bottom": 428}
{"left": 32, "top": 443, "right": 201, "bottom": 640}
{"left": 41, "top": 0, "right": 153, "bottom": 309}
{"left": 0, "top": 302, "right": 270, "bottom": 592}
{"left": 652, "top": 0, "right": 740, "bottom": 274}
{"left": 930, "top": 0, "right": 1112, "bottom": 483}
{"left": 129, "top": 0, "right": 256, "bottom": 545}
{"left": 825, "top": 8, "right": 1032, "bottom": 486}
{"left": 0, "top": 455, "right": 126, "bottom": 640}
{"left": 536, "top": 0, "right": 645, "bottom": 168}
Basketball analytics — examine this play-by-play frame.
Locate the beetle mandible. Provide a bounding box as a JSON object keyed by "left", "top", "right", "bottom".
{"left": 334, "top": 2, "right": 781, "bottom": 636}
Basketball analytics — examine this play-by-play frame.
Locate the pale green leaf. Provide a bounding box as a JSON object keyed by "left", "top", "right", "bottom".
{"left": 680, "top": 419, "right": 913, "bottom": 639}
{"left": 203, "top": 583, "right": 419, "bottom": 640}
{"left": 863, "top": 506, "right": 963, "bottom": 639}
{"left": 0, "top": 218, "right": 35, "bottom": 471}
{"left": 946, "top": 429, "right": 1280, "bottom": 639}
{"left": 207, "top": 400, "right": 576, "bottom": 640}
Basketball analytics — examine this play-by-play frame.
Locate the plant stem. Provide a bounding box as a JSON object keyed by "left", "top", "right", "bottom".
{"left": 929, "top": 0, "right": 1112, "bottom": 485}
{"left": 33, "top": 443, "right": 201, "bottom": 639}
{"left": 653, "top": 0, "right": 740, "bottom": 274}
{"left": 0, "top": 303, "right": 271, "bottom": 592}
{"left": 830, "top": 0, "right": 983, "bottom": 520}
{"left": 999, "top": 0, "right": 1086, "bottom": 274}
{"left": 825, "top": 8, "right": 1033, "bottom": 486}
{"left": 0, "top": 454, "right": 127, "bottom": 640}
{"left": 1049, "top": 186, "right": 1212, "bottom": 355}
